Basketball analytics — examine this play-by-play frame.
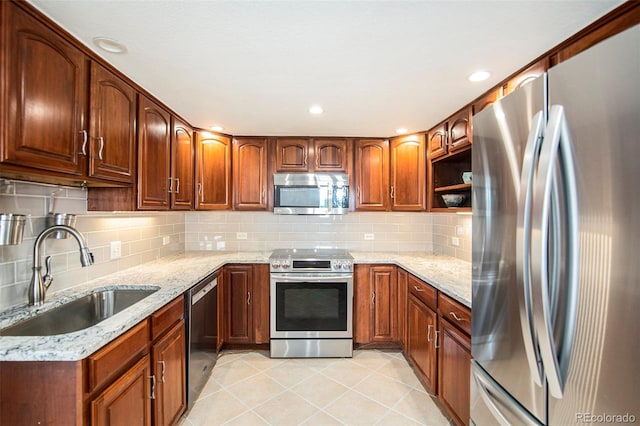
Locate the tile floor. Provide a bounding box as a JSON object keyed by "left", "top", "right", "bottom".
{"left": 179, "top": 349, "right": 451, "bottom": 425}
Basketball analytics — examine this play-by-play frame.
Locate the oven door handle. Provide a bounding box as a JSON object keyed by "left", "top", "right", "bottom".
{"left": 270, "top": 273, "right": 353, "bottom": 282}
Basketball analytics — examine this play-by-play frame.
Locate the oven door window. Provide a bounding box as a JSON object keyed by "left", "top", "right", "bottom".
{"left": 275, "top": 282, "right": 347, "bottom": 331}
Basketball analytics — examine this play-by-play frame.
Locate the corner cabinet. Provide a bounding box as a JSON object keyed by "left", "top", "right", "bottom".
{"left": 233, "top": 137, "right": 269, "bottom": 210}
{"left": 390, "top": 134, "right": 426, "bottom": 211}
{"left": 138, "top": 95, "right": 172, "bottom": 210}
{"left": 195, "top": 132, "right": 231, "bottom": 210}
{"left": 354, "top": 139, "right": 390, "bottom": 211}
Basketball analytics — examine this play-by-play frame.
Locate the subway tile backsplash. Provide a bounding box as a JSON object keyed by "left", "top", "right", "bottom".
{"left": 0, "top": 180, "right": 471, "bottom": 311}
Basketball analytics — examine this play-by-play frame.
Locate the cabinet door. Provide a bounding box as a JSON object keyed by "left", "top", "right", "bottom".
{"left": 439, "top": 318, "right": 471, "bottom": 426}
{"left": 407, "top": 296, "right": 437, "bottom": 393}
{"left": 225, "top": 265, "right": 254, "bottom": 344}
{"left": 313, "top": 138, "right": 350, "bottom": 172}
{"left": 275, "top": 138, "right": 310, "bottom": 172}
{"left": 233, "top": 137, "right": 268, "bottom": 210}
{"left": 472, "top": 87, "right": 501, "bottom": 115}
{"left": 427, "top": 122, "right": 448, "bottom": 160}
{"left": 171, "top": 117, "right": 194, "bottom": 210}
{"left": 252, "top": 264, "right": 270, "bottom": 344}
{"left": 448, "top": 108, "right": 472, "bottom": 153}
{"left": 370, "top": 265, "right": 398, "bottom": 342}
{"left": 2, "top": 2, "right": 87, "bottom": 175}
{"left": 138, "top": 95, "right": 171, "bottom": 210}
{"left": 354, "top": 139, "right": 389, "bottom": 211}
{"left": 89, "top": 62, "right": 136, "bottom": 183}
{"left": 502, "top": 58, "right": 548, "bottom": 96}
{"left": 152, "top": 320, "right": 187, "bottom": 426}
{"left": 390, "top": 135, "right": 426, "bottom": 211}
{"left": 91, "top": 354, "right": 152, "bottom": 426}
{"left": 195, "top": 132, "right": 231, "bottom": 210}
{"left": 397, "top": 268, "right": 408, "bottom": 350}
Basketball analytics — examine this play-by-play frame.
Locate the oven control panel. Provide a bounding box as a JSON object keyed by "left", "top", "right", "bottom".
{"left": 269, "top": 249, "right": 354, "bottom": 273}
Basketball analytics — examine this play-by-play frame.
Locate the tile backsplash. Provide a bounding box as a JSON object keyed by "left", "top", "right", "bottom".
{"left": 1, "top": 180, "right": 471, "bottom": 310}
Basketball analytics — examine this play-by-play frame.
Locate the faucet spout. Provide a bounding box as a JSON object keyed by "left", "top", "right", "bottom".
{"left": 28, "top": 225, "right": 94, "bottom": 306}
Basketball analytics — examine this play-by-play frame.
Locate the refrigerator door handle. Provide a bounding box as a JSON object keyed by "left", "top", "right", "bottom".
{"left": 516, "top": 110, "right": 545, "bottom": 387}
{"left": 531, "top": 105, "right": 580, "bottom": 399}
{"left": 472, "top": 361, "right": 542, "bottom": 426}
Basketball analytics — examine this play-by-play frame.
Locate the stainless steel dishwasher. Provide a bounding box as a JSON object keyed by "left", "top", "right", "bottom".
{"left": 185, "top": 271, "right": 218, "bottom": 410}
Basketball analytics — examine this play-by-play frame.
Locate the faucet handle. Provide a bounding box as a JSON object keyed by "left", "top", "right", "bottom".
{"left": 43, "top": 255, "right": 54, "bottom": 289}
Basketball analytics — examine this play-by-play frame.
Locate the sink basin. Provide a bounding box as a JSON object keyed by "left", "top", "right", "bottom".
{"left": 0, "top": 288, "right": 158, "bottom": 336}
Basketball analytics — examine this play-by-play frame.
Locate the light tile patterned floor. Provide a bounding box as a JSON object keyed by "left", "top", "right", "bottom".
{"left": 180, "top": 349, "right": 451, "bottom": 426}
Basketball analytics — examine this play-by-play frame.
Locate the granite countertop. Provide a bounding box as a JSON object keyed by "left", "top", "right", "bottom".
{"left": 0, "top": 251, "right": 470, "bottom": 361}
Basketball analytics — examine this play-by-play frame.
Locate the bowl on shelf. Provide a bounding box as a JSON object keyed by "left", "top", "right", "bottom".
{"left": 441, "top": 193, "right": 467, "bottom": 208}
{"left": 462, "top": 172, "right": 472, "bottom": 184}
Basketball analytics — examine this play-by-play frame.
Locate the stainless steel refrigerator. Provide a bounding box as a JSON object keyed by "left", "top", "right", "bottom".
{"left": 471, "top": 24, "right": 639, "bottom": 425}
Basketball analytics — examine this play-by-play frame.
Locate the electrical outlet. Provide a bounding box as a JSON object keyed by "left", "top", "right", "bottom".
{"left": 162, "top": 235, "right": 170, "bottom": 246}
{"left": 451, "top": 237, "right": 460, "bottom": 247}
{"left": 236, "top": 232, "right": 247, "bottom": 240}
{"left": 456, "top": 225, "right": 465, "bottom": 235}
{"left": 364, "top": 233, "right": 375, "bottom": 240}
{"left": 110, "top": 241, "right": 121, "bottom": 260}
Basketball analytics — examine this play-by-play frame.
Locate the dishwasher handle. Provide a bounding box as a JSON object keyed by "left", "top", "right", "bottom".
{"left": 192, "top": 278, "right": 217, "bottom": 305}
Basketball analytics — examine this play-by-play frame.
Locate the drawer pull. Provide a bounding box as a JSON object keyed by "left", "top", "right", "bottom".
{"left": 158, "top": 360, "right": 166, "bottom": 383}
{"left": 435, "top": 330, "right": 440, "bottom": 349}
{"left": 450, "top": 311, "right": 465, "bottom": 322}
{"left": 413, "top": 286, "right": 424, "bottom": 292}
{"left": 427, "top": 324, "right": 433, "bottom": 342}
{"left": 149, "top": 375, "right": 156, "bottom": 399}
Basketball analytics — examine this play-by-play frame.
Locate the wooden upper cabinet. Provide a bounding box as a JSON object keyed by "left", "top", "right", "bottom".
{"left": 427, "top": 122, "right": 448, "bottom": 160}
{"left": 195, "top": 132, "right": 231, "bottom": 210}
{"left": 390, "top": 134, "right": 425, "bottom": 211}
{"left": 502, "top": 58, "right": 549, "bottom": 96}
{"left": 354, "top": 139, "right": 389, "bottom": 211}
{"left": 1, "top": 1, "right": 87, "bottom": 175}
{"left": 170, "top": 117, "right": 194, "bottom": 210}
{"left": 472, "top": 87, "right": 501, "bottom": 115}
{"left": 275, "top": 138, "right": 310, "bottom": 172}
{"left": 313, "top": 138, "right": 350, "bottom": 172}
{"left": 138, "top": 95, "right": 171, "bottom": 210}
{"left": 448, "top": 108, "right": 472, "bottom": 153}
{"left": 233, "top": 137, "right": 268, "bottom": 211}
{"left": 88, "top": 62, "right": 136, "bottom": 183}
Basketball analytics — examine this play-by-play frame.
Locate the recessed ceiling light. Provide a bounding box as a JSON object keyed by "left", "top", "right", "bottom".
{"left": 210, "top": 125, "right": 224, "bottom": 132}
{"left": 309, "top": 105, "right": 324, "bottom": 115}
{"left": 468, "top": 70, "right": 491, "bottom": 82}
{"left": 92, "top": 37, "right": 127, "bottom": 54}
{"left": 396, "top": 127, "right": 408, "bottom": 134}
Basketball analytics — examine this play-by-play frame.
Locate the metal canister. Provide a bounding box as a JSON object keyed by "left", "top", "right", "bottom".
{"left": 46, "top": 213, "right": 77, "bottom": 239}
{"left": 0, "top": 213, "right": 26, "bottom": 245}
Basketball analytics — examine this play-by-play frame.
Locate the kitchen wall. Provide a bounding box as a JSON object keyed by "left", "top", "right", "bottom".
{"left": 0, "top": 180, "right": 471, "bottom": 311}
{"left": 0, "top": 180, "right": 185, "bottom": 311}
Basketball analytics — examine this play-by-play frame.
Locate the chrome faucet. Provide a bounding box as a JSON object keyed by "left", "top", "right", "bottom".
{"left": 28, "top": 224, "right": 94, "bottom": 306}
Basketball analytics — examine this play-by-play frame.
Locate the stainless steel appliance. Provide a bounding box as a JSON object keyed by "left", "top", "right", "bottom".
{"left": 186, "top": 271, "right": 218, "bottom": 410}
{"left": 471, "top": 25, "right": 639, "bottom": 425}
{"left": 273, "top": 173, "right": 349, "bottom": 215}
{"left": 270, "top": 248, "right": 354, "bottom": 358}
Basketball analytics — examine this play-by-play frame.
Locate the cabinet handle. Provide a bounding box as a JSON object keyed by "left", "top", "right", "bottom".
{"left": 303, "top": 153, "right": 308, "bottom": 167}
{"left": 175, "top": 178, "right": 180, "bottom": 194}
{"left": 450, "top": 129, "right": 455, "bottom": 144}
{"left": 198, "top": 183, "right": 204, "bottom": 202}
{"left": 371, "top": 291, "right": 375, "bottom": 304}
{"left": 450, "top": 311, "right": 465, "bottom": 322}
{"left": 158, "top": 360, "right": 166, "bottom": 383}
{"left": 247, "top": 291, "right": 251, "bottom": 305}
{"left": 413, "top": 285, "right": 424, "bottom": 292}
{"left": 390, "top": 186, "right": 395, "bottom": 199}
{"left": 435, "top": 330, "right": 440, "bottom": 349}
{"left": 427, "top": 324, "right": 433, "bottom": 342}
{"left": 315, "top": 154, "right": 319, "bottom": 169}
{"left": 262, "top": 189, "right": 266, "bottom": 203}
{"left": 149, "top": 375, "right": 156, "bottom": 399}
{"left": 79, "top": 130, "right": 88, "bottom": 155}
{"left": 97, "top": 136, "right": 104, "bottom": 160}
{"left": 168, "top": 177, "right": 173, "bottom": 193}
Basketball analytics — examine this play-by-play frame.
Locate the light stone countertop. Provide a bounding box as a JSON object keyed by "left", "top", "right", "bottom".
{"left": 0, "top": 251, "right": 470, "bottom": 361}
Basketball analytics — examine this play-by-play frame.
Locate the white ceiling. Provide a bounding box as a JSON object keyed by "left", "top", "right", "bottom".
{"left": 28, "top": 0, "right": 623, "bottom": 137}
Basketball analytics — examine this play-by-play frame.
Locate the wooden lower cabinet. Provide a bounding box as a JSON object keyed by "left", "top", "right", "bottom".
{"left": 354, "top": 264, "right": 399, "bottom": 345}
{"left": 407, "top": 294, "right": 438, "bottom": 394}
{"left": 438, "top": 318, "right": 471, "bottom": 426}
{"left": 152, "top": 320, "right": 187, "bottom": 426}
{"left": 223, "top": 264, "right": 269, "bottom": 345}
{"left": 91, "top": 354, "right": 152, "bottom": 426}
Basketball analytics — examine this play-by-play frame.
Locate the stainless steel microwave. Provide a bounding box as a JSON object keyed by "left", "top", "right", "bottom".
{"left": 273, "top": 173, "right": 349, "bottom": 215}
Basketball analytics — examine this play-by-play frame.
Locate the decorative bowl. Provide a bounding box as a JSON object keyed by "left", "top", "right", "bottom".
{"left": 462, "top": 172, "right": 472, "bottom": 184}
{"left": 442, "top": 193, "right": 467, "bottom": 208}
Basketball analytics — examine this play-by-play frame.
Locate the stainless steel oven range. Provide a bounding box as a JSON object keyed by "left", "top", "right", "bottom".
{"left": 269, "top": 249, "right": 354, "bottom": 358}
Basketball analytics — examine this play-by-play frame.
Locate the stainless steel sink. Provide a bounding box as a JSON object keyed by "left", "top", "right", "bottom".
{"left": 0, "top": 288, "right": 158, "bottom": 336}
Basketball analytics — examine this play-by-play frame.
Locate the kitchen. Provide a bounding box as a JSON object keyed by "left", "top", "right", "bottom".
{"left": 0, "top": 1, "right": 638, "bottom": 425}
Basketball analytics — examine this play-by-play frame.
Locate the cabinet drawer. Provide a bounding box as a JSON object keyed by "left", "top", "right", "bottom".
{"left": 87, "top": 320, "right": 149, "bottom": 392}
{"left": 438, "top": 293, "right": 471, "bottom": 336}
{"left": 408, "top": 274, "right": 437, "bottom": 310}
{"left": 151, "top": 295, "right": 185, "bottom": 341}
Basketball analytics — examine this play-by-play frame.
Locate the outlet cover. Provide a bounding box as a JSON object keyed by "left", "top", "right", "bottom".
{"left": 451, "top": 237, "right": 460, "bottom": 247}
{"left": 110, "top": 241, "right": 121, "bottom": 260}
{"left": 456, "top": 225, "right": 465, "bottom": 235}
{"left": 162, "top": 235, "right": 170, "bottom": 246}
{"left": 364, "top": 233, "right": 375, "bottom": 240}
{"left": 236, "top": 232, "right": 247, "bottom": 240}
